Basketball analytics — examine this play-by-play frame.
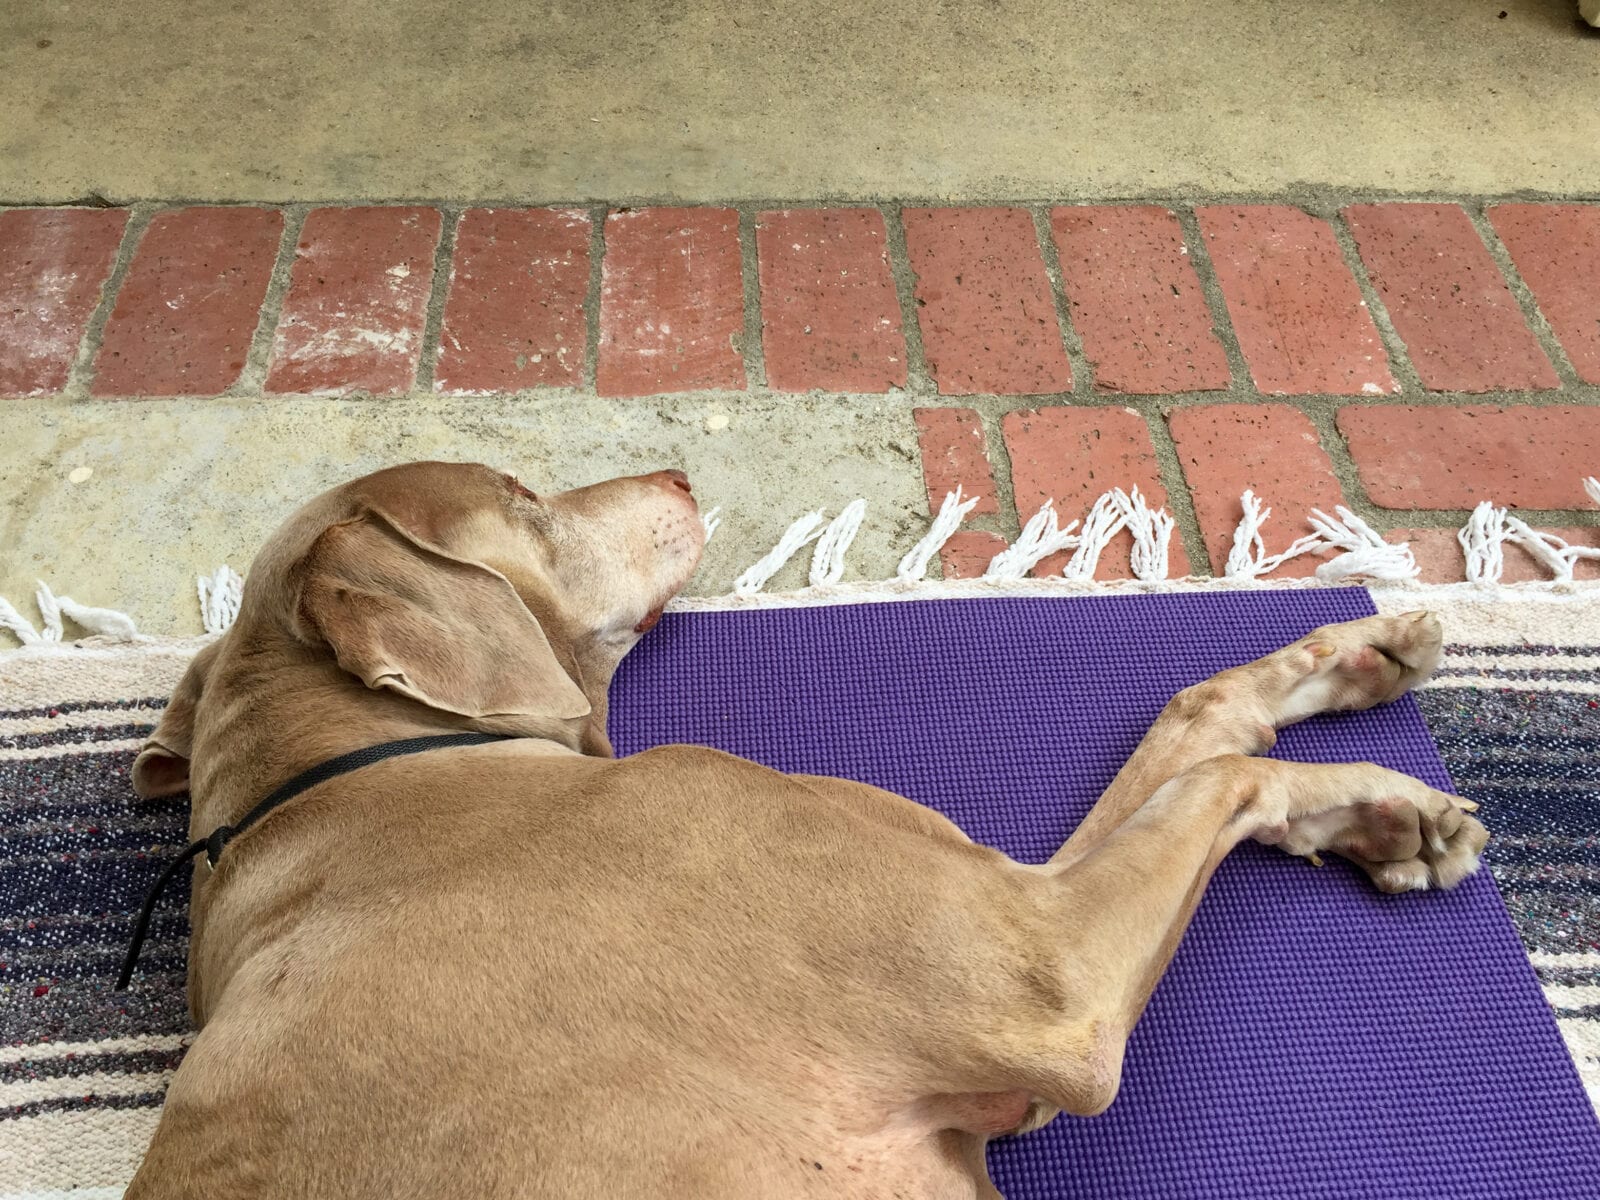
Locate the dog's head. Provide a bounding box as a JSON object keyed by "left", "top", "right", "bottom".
{"left": 133, "top": 461, "right": 704, "bottom": 797}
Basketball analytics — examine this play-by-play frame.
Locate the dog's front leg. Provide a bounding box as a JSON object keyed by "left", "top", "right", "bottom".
{"left": 1054, "top": 611, "right": 1443, "bottom": 868}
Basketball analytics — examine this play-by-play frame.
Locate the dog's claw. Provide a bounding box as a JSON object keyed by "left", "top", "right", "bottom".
{"left": 1305, "top": 852, "right": 1325, "bottom": 867}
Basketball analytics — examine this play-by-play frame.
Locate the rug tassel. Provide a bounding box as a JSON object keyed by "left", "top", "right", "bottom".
{"left": 0, "top": 581, "right": 138, "bottom": 646}
{"left": 34, "top": 582, "right": 66, "bottom": 642}
{"left": 809, "top": 500, "right": 867, "bottom": 588}
{"left": 1456, "top": 484, "right": 1600, "bottom": 585}
{"left": 1505, "top": 517, "right": 1600, "bottom": 583}
{"left": 52, "top": 591, "right": 140, "bottom": 641}
{"left": 1061, "top": 492, "right": 1127, "bottom": 581}
{"left": 7, "top": 475, "right": 1600, "bottom": 655}
{"left": 897, "top": 487, "right": 980, "bottom": 582}
{"left": 733, "top": 509, "right": 827, "bottom": 595}
{"left": 0, "top": 595, "right": 44, "bottom": 646}
{"left": 1224, "top": 489, "right": 1272, "bottom": 580}
{"left": 984, "top": 502, "right": 1080, "bottom": 580}
{"left": 1120, "top": 487, "right": 1176, "bottom": 582}
{"left": 1458, "top": 501, "right": 1508, "bottom": 585}
{"left": 197, "top": 566, "right": 244, "bottom": 635}
{"left": 1307, "top": 508, "right": 1418, "bottom": 583}
{"left": 1504, "top": 517, "right": 1574, "bottom": 582}
{"left": 1223, "top": 490, "right": 1328, "bottom": 580}
{"left": 1223, "top": 493, "right": 1414, "bottom": 583}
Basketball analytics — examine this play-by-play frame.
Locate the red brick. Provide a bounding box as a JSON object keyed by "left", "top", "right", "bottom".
{"left": 92, "top": 207, "right": 281, "bottom": 396}
{"left": 1343, "top": 204, "right": 1557, "bottom": 392}
{"left": 1196, "top": 206, "right": 1396, "bottom": 396}
{"left": 1169, "top": 404, "right": 1346, "bottom": 579}
{"left": 1339, "top": 405, "right": 1600, "bottom": 509}
{"left": 1049, "top": 206, "right": 1228, "bottom": 394}
{"left": 756, "top": 209, "right": 905, "bottom": 393}
{"left": 1400, "top": 527, "right": 1600, "bottom": 584}
{"left": 1489, "top": 204, "right": 1600, "bottom": 386}
{"left": 1001, "top": 406, "right": 1190, "bottom": 579}
{"left": 0, "top": 209, "right": 126, "bottom": 397}
{"left": 596, "top": 208, "right": 745, "bottom": 396}
{"left": 902, "top": 208, "right": 1072, "bottom": 396}
{"left": 265, "top": 207, "right": 441, "bottom": 396}
{"left": 913, "top": 407, "right": 999, "bottom": 515}
{"left": 434, "top": 208, "right": 590, "bottom": 394}
{"left": 940, "top": 530, "right": 1008, "bottom": 580}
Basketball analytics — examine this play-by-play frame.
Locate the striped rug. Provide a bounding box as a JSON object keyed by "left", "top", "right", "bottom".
{"left": 1393, "top": 593, "right": 1600, "bottom": 1115}
{"left": 1, "top": 588, "right": 1596, "bottom": 1194}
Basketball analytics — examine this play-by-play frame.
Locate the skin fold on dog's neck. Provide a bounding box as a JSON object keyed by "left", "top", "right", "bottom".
{"left": 179, "top": 628, "right": 594, "bottom": 844}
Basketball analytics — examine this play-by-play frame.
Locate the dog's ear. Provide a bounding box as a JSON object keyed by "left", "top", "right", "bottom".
{"left": 294, "top": 508, "right": 591, "bottom": 725}
{"left": 133, "top": 639, "right": 221, "bottom": 798}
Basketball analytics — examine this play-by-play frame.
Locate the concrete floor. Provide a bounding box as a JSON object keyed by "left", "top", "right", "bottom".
{"left": 4, "top": 0, "right": 1599, "bottom": 203}
{"left": 1, "top": 394, "right": 931, "bottom": 632}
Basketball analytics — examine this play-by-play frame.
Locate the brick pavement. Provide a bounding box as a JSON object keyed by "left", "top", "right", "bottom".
{"left": 3, "top": 199, "right": 1597, "bottom": 584}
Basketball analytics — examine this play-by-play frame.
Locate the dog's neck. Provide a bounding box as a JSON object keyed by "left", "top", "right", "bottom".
{"left": 186, "top": 640, "right": 594, "bottom": 838}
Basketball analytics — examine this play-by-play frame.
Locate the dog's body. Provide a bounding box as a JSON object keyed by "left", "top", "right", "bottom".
{"left": 125, "top": 463, "right": 1487, "bottom": 1199}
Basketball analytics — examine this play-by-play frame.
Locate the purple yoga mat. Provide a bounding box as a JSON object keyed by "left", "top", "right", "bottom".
{"left": 608, "top": 588, "right": 1600, "bottom": 1199}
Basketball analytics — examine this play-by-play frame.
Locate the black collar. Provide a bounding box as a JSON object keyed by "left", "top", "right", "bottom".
{"left": 115, "top": 731, "right": 515, "bottom": 991}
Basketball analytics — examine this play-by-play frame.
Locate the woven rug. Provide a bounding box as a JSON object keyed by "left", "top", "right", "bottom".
{"left": 2, "top": 585, "right": 1598, "bottom": 1197}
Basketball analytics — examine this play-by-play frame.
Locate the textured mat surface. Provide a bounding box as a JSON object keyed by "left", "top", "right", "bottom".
{"left": 611, "top": 589, "right": 1600, "bottom": 1199}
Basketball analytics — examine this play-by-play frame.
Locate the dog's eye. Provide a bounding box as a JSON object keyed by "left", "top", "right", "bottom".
{"left": 506, "top": 475, "right": 539, "bottom": 503}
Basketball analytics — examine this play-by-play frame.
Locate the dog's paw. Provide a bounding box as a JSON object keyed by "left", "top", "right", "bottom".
{"left": 1350, "top": 809, "right": 1489, "bottom": 893}
{"left": 1273, "top": 611, "right": 1443, "bottom": 724}
{"left": 1260, "top": 777, "right": 1487, "bottom": 893}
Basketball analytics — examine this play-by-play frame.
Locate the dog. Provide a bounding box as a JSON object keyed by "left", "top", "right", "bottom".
{"left": 123, "top": 461, "right": 1488, "bottom": 1198}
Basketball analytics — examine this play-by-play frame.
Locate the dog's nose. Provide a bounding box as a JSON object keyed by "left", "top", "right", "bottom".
{"left": 650, "top": 469, "right": 693, "bottom": 495}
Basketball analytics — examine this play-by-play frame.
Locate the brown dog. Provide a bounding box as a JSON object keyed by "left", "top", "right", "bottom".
{"left": 124, "top": 461, "right": 1487, "bottom": 1199}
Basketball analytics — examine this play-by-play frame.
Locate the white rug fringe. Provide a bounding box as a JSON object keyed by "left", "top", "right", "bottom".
{"left": 1224, "top": 490, "right": 1271, "bottom": 579}
{"left": 0, "top": 582, "right": 140, "bottom": 646}
{"left": 1459, "top": 500, "right": 1508, "bottom": 586}
{"left": 809, "top": 500, "right": 867, "bottom": 588}
{"left": 1062, "top": 491, "right": 1128, "bottom": 580}
{"left": 0, "top": 595, "right": 45, "bottom": 647}
{"left": 1119, "top": 487, "right": 1176, "bottom": 582}
{"left": 983, "top": 502, "right": 1079, "bottom": 580}
{"left": 896, "top": 487, "right": 980, "bottom": 582}
{"left": 1306, "top": 507, "right": 1419, "bottom": 583}
{"left": 732, "top": 509, "right": 826, "bottom": 596}
{"left": 1224, "top": 490, "right": 1326, "bottom": 579}
{"left": 1505, "top": 516, "right": 1575, "bottom": 582}
{"left": 1459, "top": 495, "right": 1600, "bottom": 586}
{"left": 1224, "top": 492, "right": 1415, "bottom": 583}
{"left": 34, "top": 582, "right": 63, "bottom": 643}
{"left": 1034, "top": 487, "right": 1178, "bottom": 582}
{"left": 197, "top": 566, "right": 244, "bottom": 636}
{"left": 53, "top": 593, "right": 141, "bottom": 642}
{"left": 667, "top": 574, "right": 1600, "bottom": 613}
{"left": 6, "top": 477, "right": 1599, "bottom": 650}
